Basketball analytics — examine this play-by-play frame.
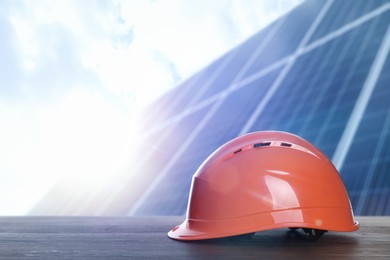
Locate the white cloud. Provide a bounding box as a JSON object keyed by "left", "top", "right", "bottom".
{"left": 5, "top": 0, "right": 302, "bottom": 107}
{"left": 229, "top": 0, "right": 303, "bottom": 38}
{"left": 117, "top": 0, "right": 302, "bottom": 88}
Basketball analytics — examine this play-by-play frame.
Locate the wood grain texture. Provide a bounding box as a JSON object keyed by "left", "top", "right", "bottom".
{"left": 0, "top": 216, "right": 388, "bottom": 259}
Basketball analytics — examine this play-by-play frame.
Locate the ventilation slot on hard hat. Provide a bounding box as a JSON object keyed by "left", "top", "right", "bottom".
{"left": 281, "top": 142, "right": 292, "bottom": 147}
{"left": 234, "top": 149, "right": 242, "bottom": 154}
{"left": 254, "top": 142, "right": 271, "bottom": 148}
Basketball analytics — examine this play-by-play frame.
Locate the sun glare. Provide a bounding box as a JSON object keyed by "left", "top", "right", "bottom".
{"left": 0, "top": 0, "right": 303, "bottom": 215}
{"left": 0, "top": 87, "right": 139, "bottom": 215}
{"left": 37, "top": 90, "right": 136, "bottom": 182}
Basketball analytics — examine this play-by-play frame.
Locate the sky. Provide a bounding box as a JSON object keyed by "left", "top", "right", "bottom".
{"left": 0, "top": 0, "right": 302, "bottom": 215}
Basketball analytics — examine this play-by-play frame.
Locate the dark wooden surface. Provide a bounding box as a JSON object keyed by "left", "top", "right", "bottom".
{"left": 0, "top": 216, "right": 388, "bottom": 259}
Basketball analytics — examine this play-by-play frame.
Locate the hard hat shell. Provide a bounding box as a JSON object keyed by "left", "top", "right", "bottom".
{"left": 168, "top": 131, "right": 359, "bottom": 240}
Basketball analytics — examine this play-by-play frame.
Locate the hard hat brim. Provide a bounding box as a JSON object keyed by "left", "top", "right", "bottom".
{"left": 167, "top": 221, "right": 210, "bottom": 240}
{"left": 168, "top": 208, "right": 359, "bottom": 241}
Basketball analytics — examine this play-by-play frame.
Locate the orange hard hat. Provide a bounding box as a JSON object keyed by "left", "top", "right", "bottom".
{"left": 168, "top": 131, "right": 359, "bottom": 240}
